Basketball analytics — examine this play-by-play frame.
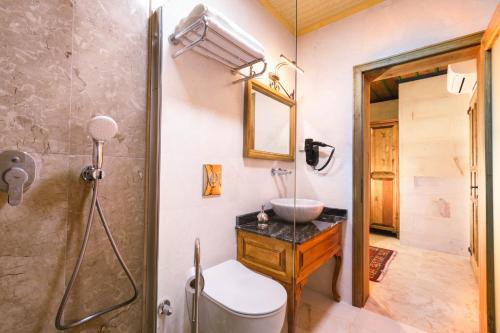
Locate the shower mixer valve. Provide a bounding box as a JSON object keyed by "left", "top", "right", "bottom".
{"left": 0, "top": 150, "right": 36, "bottom": 206}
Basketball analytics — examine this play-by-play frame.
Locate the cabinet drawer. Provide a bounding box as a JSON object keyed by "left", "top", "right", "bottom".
{"left": 237, "top": 230, "right": 293, "bottom": 283}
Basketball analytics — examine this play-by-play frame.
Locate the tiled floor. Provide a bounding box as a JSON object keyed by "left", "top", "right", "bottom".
{"left": 366, "top": 233, "right": 479, "bottom": 333}
{"left": 286, "top": 234, "right": 479, "bottom": 333}
{"left": 287, "top": 287, "right": 427, "bottom": 333}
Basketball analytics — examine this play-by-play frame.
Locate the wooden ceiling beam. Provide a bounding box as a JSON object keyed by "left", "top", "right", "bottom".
{"left": 387, "top": 79, "right": 399, "bottom": 99}
{"left": 370, "top": 85, "right": 381, "bottom": 99}
{"left": 373, "top": 81, "right": 390, "bottom": 98}
{"left": 372, "top": 45, "right": 479, "bottom": 82}
{"left": 380, "top": 79, "right": 393, "bottom": 97}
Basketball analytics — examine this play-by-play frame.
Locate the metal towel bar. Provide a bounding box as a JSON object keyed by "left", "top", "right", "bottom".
{"left": 169, "top": 16, "right": 267, "bottom": 83}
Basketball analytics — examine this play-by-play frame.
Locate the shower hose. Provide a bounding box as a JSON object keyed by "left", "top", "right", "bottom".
{"left": 55, "top": 177, "right": 138, "bottom": 330}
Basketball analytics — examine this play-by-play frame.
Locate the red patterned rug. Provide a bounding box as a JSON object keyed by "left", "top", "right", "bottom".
{"left": 369, "top": 246, "right": 397, "bottom": 282}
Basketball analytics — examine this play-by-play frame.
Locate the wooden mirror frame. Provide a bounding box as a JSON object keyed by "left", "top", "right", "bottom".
{"left": 244, "top": 79, "right": 296, "bottom": 161}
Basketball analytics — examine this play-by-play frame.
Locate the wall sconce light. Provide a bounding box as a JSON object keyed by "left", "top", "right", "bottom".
{"left": 269, "top": 54, "right": 304, "bottom": 100}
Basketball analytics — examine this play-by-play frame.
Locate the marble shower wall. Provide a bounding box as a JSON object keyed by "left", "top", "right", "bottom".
{"left": 0, "top": 1, "right": 148, "bottom": 332}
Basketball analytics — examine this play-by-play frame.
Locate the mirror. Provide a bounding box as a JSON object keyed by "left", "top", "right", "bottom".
{"left": 244, "top": 79, "right": 296, "bottom": 161}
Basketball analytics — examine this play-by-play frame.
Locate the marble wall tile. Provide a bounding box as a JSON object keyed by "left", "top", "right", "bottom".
{"left": 0, "top": 154, "right": 69, "bottom": 332}
{"left": 69, "top": 0, "right": 148, "bottom": 158}
{"left": 0, "top": 0, "right": 73, "bottom": 154}
{"left": 0, "top": 1, "right": 148, "bottom": 332}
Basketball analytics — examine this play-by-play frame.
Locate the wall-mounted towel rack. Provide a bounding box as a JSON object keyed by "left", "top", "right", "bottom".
{"left": 169, "top": 16, "right": 267, "bottom": 83}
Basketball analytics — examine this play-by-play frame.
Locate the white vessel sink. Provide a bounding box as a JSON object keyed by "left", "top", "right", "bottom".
{"left": 270, "top": 198, "right": 324, "bottom": 223}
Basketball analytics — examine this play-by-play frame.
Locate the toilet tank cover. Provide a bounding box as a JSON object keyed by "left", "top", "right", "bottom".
{"left": 203, "top": 259, "right": 287, "bottom": 316}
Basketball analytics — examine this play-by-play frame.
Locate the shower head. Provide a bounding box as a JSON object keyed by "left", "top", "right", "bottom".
{"left": 87, "top": 116, "right": 118, "bottom": 176}
{"left": 87, "top": 115, "right": 118, "bottom": 142}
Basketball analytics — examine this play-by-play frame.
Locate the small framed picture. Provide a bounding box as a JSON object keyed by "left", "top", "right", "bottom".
{"left": 203, "top": 164, "right": 221, "bottom": 197}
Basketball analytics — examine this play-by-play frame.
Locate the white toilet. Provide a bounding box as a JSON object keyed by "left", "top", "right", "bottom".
{"left": 191, "top": 259, "right": 287, "bottom": 333}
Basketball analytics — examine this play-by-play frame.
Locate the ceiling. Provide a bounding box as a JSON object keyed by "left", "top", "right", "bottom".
{"left": 258, "top": 0, "right": 385, "bottom": 36}
{"left": 370, "top": 66, "right": 448, "bottom": 103}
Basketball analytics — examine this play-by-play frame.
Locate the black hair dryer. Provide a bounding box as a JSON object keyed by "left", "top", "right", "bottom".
{"left": 304, "top": 138, "right": 335, "bottom": 171}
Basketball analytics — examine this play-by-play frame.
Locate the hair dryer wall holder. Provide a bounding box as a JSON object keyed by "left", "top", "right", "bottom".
{"left": 304, "top": 138, "right": 336, "bottom": 172}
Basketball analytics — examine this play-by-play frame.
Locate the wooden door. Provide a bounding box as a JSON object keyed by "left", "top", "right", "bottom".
{"left": 370, "top": 120, "right": 399, "bottom": 236}
{"left": 468, "top": 92, "right": 479, "bottom": 277}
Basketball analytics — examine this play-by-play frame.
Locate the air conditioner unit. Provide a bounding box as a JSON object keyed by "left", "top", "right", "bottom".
{"left": 447, "top": 59, "right": 477, "bottom": 95}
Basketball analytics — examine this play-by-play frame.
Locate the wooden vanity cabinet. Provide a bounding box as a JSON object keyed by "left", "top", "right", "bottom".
{"left": 236, "top": 222, "right": 343, "bottom": 333}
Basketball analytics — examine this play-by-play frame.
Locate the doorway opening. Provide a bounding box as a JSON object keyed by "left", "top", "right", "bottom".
{"left": 366, "top": 60, "right": 479, "bottom": 332}
{"left": 352, "top": 31, "right": 496, "bottom": 332}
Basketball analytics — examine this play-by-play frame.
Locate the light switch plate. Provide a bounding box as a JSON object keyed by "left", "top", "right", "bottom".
{"left": 203, "top": 164, "right": 221, "bottom": 197}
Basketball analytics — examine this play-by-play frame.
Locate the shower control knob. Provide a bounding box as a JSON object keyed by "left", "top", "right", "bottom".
{"left": 0, "top": 150, "right": 36, "bottom": 206}
{"left": 4, "top": 167, "right": 28, "bottom": 206}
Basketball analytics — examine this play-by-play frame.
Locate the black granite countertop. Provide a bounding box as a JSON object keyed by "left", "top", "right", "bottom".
{"left": 235, "top": 207, "right": 347, "bottom": 244}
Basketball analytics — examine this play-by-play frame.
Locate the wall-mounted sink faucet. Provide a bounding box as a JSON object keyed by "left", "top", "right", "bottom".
{"left": 271, "top": 167, "right": 292, "bottom": 176}
{"left": 0, "top": 150, "right": 36, "bottom": 206}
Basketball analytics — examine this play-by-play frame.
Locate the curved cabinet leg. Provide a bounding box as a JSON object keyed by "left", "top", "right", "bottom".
{"left": 332, "top": 251, "right": 343, "bottom": 302}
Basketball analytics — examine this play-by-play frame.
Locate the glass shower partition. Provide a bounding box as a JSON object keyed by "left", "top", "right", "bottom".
{"left": 153, "top": 1, "right": 298, "bottom": 333}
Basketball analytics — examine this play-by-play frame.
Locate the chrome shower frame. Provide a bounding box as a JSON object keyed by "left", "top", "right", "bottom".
{"left": 143, "top": 5, "right": 163, "bottom": 333}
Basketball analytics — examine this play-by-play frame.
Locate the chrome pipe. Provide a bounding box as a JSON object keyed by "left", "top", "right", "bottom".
{"left": 170, "top": 17, "right": 207, "bottom": 43}
{"left": 54, "top": 178, "right": 138, "bottom": 330}
{"left": 55, "top": 178, "right": 138, "bottom": 330}
{"left": 171, "top": 18, "right": 208, "bottom": 59}
{"left": 191, "top": 238, "right": 204, "bottom": 333}
{"left": 232, "top": 60, "right": 267, "bottom": 84}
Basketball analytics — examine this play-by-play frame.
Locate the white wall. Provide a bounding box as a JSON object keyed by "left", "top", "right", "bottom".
{"left": 399, "top": 75, "right": 470, "bottom": 256}
{"left": 296, "top": 0, "right": 497, "bottom": 303}
{"left": 154, "top": 1, "right": 295, "bottom": 332}
{"left": 492, "top": 35, "right": 500, "bottom": 333}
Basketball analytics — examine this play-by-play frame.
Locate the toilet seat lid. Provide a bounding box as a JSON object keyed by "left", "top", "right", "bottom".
{"left": 203, "top": 260, "right": 287, "bottom": 316}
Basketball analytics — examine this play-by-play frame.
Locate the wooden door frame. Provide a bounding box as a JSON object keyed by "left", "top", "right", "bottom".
{"left": 468, "top": 91, "right": 480, "bottom": 278}
{"left": 478, "top": 5, "right": 500, "bottom": 331}
{"left": 352, "top": 31, "right": 495, "bottom": 327}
